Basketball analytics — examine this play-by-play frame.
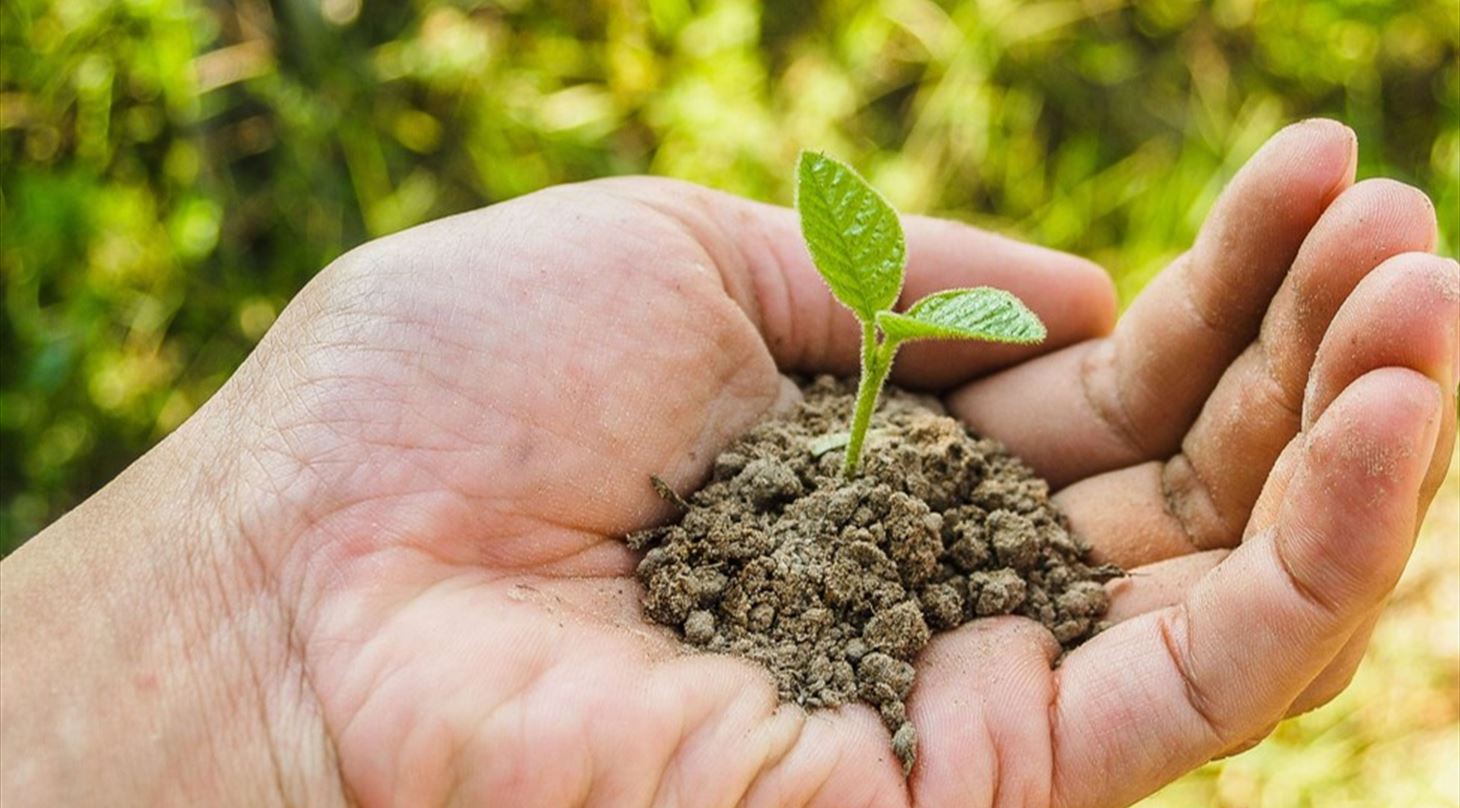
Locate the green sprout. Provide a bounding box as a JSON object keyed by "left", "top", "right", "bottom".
{"left": 794, "top": 151, "right": 1048, "bottom": 477}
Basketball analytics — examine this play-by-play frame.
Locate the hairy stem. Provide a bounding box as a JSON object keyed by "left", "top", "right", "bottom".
{"left": 843, "top": 323, "right": 899, "bottom": 477}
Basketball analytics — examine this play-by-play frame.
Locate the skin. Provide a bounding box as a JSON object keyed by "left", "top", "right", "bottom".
{"left": 2, "top": 119, "right": 1456, "bottom": 807}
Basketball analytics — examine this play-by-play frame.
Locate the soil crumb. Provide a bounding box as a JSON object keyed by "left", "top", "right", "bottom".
{"left": 627, "top": 376, "right": 1121, "bottom": 774}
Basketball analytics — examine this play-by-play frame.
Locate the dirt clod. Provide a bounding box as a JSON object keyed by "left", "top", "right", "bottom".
{"left": 628, "top": 376, "right": 1119, "bottom": 775}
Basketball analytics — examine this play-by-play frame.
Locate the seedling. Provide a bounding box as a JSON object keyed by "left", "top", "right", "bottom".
{"left": 794, "top": 151, "right": 1047, "bottom": 477}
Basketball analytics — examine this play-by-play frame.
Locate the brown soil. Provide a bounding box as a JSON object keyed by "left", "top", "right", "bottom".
{"left": 627, "top": 376, "right": 1121, "bottom": 774}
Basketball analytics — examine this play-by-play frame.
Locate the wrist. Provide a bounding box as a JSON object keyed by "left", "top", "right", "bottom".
{"left": 0, "top": 404, "right": 344, "bottom": 805}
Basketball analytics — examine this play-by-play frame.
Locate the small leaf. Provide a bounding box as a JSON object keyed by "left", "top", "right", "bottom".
{"left": 808, "top": 432, "right": 851, "bottom": 457}
{"left": 876, "top": 287, "right": 1046, "bottom": 344}
{"left": 795, "top": 151, "right": 906, "bottom": 321}
{"left": 808, "top": 428, "right": 890, "bottom": 457}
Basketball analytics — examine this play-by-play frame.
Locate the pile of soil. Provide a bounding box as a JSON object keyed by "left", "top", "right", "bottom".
{"left": 627, "top": 376, "right": 1120, "bottom": 774}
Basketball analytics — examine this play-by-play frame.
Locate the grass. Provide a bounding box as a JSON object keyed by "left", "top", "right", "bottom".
{"left": 3, "top": 0, "right": 1456, "bottom": 550}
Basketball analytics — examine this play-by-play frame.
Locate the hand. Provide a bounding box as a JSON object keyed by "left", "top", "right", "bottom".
{"left": 3, "top": 119, "right": 1453, "bottom": 807}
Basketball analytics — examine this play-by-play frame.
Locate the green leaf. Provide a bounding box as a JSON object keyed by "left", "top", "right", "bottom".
{"left": 794, "top": 151, "right": 906, "bottom": 321}
{"left": 875, "top": 287, "right": 1047, "bottom": 345}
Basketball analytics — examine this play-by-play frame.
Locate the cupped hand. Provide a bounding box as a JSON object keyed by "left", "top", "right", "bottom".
{"left": 212, "top": 119, "right": 1455, "bottom": 807}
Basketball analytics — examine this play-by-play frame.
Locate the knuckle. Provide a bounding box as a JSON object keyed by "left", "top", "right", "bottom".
{"left": 1213, "top": 721, "right": 1277, "bottom": 760}
{"left": 1293, "top": 671, "right": 1355, "bottom": 716}
{"left": 1160, "top": 453, "right": 1232, "bottom": 551}
{"left": 1078, "top": 339, "right": 1148, "bottom": 459}
{"left": 1156, "top": 606, "right": 1240, "bottom": 749}
{"left": 1269, "top": 520, "right": 1347, "bottom": 619}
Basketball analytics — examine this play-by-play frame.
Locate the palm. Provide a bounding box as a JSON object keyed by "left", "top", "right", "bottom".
{"left": 250, "top": 122, "right": 1453, "bottom": 808}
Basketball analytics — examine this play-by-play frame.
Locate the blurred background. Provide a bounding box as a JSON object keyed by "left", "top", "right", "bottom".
{"left": 2, "top": 0, "right": 1456, "bottom": 803}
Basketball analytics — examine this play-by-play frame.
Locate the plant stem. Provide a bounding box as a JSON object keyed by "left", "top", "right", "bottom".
{"left": 843, "top": 322, "right": 898, "bottom": 477}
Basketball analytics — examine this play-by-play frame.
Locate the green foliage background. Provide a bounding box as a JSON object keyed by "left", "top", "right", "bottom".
{"left": 4, "top": 0, "right": 1457, "bottom": 551}
{"left": 2, "top": 1, "right": 1457, "bottom": 802}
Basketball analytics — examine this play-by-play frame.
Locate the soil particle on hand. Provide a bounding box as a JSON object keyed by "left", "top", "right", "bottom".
{"left": 684, "top": 609, "right": 716, "bottom": 644}
{"left": 862, "top": 600, "right": 930, "bottom": 660}
{"left": 968, "top": 568, "right": 1028, "bottom": 616}
{"left": 628, "top": 376, "right": 1120, "bottom": 775}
